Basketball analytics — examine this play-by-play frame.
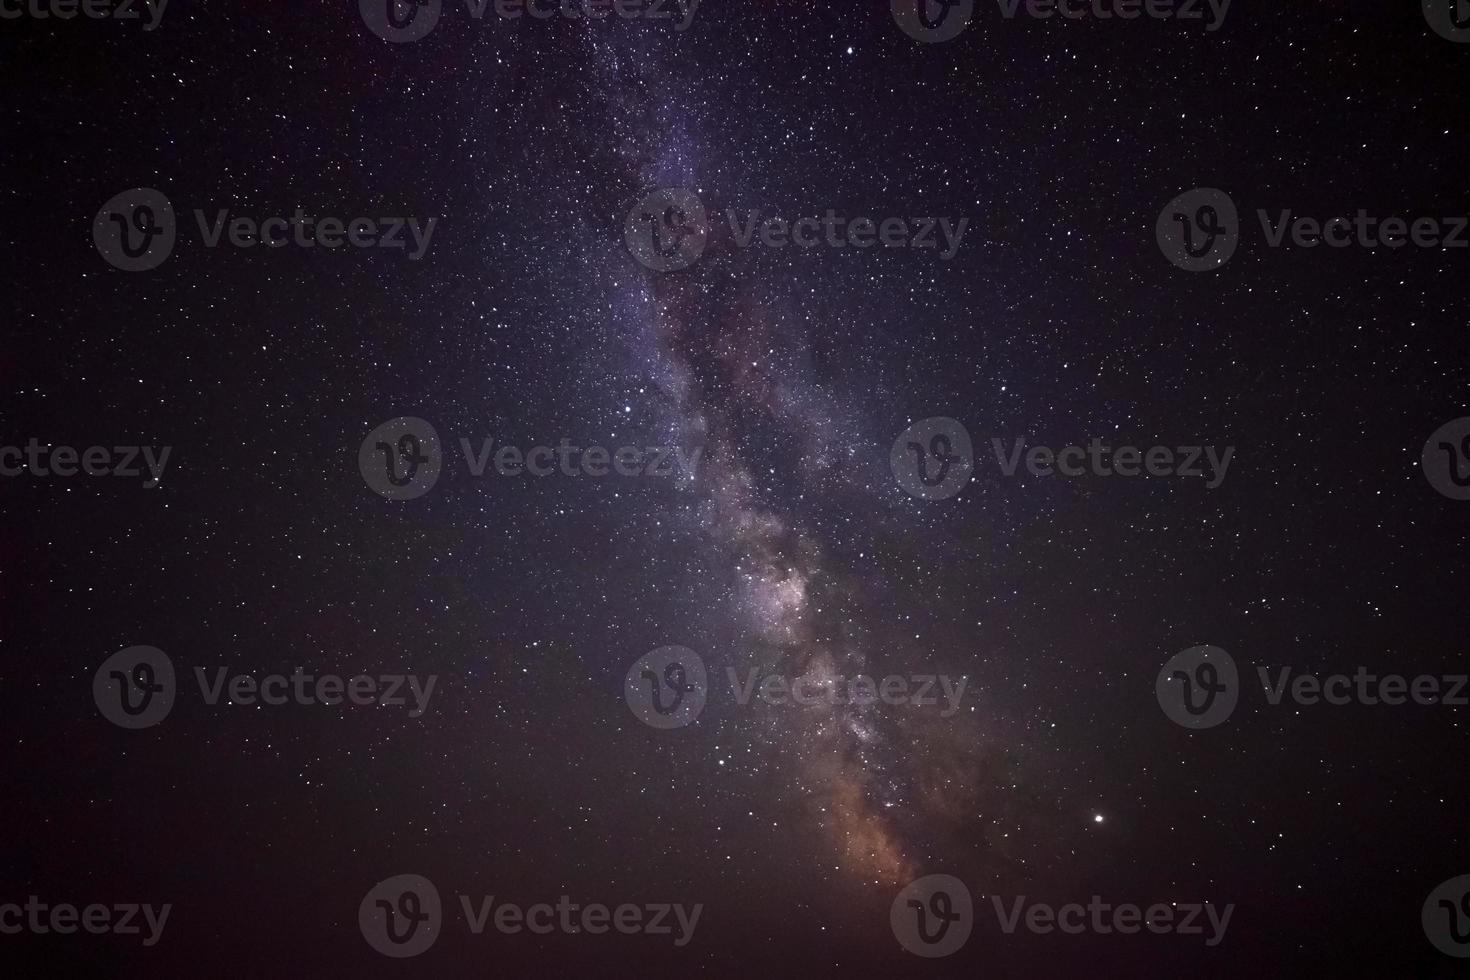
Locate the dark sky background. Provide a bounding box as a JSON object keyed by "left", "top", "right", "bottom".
{"left": 5, "top": 0, "right": 1470, "bottom": 976}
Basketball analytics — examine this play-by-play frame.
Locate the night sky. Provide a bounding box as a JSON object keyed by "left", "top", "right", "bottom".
{"left": 6, "top": 0, "right": 1470, "bottom": 976}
